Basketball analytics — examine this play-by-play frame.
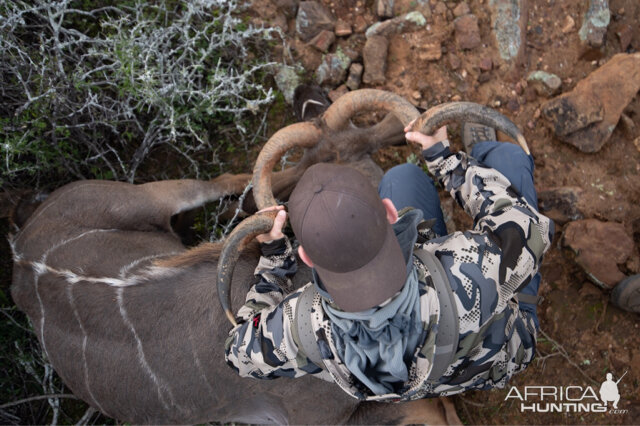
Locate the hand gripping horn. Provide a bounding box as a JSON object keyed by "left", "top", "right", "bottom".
{"left": 217, "top": 90, "right": 420, "bottom": 326}
{"left": 409, "top": 102, "right": 530, "bottom": 155}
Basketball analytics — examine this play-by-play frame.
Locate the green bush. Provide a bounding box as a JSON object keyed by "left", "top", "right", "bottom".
{"left": 0, "top": 0, "right": 279, "bottom": 186}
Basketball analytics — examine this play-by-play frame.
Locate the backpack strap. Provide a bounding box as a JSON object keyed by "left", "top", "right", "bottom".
{"left": 515, "top": 293, "right": 543, "bottom": 305}
{"left": 292, "top": 285, "right": 325, "bottom": 369}
{"left": 414, "top": 249, "right": 460, "bottom": 383}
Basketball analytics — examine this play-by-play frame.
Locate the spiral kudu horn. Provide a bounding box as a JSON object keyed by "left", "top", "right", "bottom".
{"left": 410, "top": 102, "right": 530, "bottom": 155}
{"left": 217, "top": 122, "right": 322, "bottom": 325}
{"left": 322, "top": 88, "right": 420, "bottom": 131}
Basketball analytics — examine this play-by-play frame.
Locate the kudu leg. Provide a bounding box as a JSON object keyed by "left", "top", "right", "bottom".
{"left": 21, "top": 174, "right": 250, "bottom": 233}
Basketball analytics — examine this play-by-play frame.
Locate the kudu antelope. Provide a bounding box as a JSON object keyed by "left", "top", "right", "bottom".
{"left": 10, "top": 89, "right": 528, "bottom": 424}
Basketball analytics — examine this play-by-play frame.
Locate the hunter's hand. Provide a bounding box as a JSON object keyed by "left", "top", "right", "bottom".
{"left": 404, "top": 121, "right": 448, "bottom": 151}
{"left": 256, "top": 205, "right": 287, "bottom": 244}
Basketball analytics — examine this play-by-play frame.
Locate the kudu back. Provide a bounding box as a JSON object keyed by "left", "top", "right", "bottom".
{"left": 11, "top": 90, "right": 524, "bottom": 424}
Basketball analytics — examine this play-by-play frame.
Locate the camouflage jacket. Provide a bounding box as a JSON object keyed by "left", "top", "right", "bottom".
{"left": 225, "top": 140, "right": 553, "bottom": 401}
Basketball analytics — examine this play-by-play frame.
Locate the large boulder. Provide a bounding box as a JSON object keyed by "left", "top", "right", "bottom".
{"left": 541, "top": 53, "right": 640, "bottom": 152}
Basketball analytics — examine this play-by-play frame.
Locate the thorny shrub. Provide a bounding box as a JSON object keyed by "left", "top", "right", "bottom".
{"left": 0, "top": 0, "right": 280, "bottom": 186}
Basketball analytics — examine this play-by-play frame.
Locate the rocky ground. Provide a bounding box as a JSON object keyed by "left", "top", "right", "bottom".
{"left": 1, "top": 0, "right": 639, "bottom": 424}
{"left": 246, "top": 0, "right": 640, "bottom": 423}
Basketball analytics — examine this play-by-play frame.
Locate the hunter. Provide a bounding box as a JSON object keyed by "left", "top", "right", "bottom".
{"left": 224, "top": 97, "right": 555, "bottom": 400}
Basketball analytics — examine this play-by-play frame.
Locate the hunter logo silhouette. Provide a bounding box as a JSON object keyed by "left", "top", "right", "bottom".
{"left": 599, "top": 371, "right": 627, "bottom": 409}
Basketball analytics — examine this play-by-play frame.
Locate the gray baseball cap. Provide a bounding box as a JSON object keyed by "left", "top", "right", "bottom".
{"left": 288, "top": 163, "right": 406, "bottom": 312}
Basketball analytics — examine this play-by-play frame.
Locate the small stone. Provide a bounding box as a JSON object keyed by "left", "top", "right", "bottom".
{"left": 346, "top": 63, "right": 363, "bottom": 90}
{"left": 328, "top": 84, "right": 348, "bottom": 102}
{"left": 617, "top": 24, "right": 633, "bottom": 51}
{"left": 454, "top": 14, "right": 481, "bottom": 50}
{"left": 434, "top": 1, "right": 447, "bottom": 15}
{"left": 448, "top": 53, "right": 461, "bottom": 70}
{"left": 527, "top": 71, "right": 562, "bottom": 96}
{"left": 524, "top": 87, "right": 537, "bottom": 102}
{"left": 418, "top": 41, "right": 442, "bottom": 62}
{"left": 619, "top": 113, "right": 636, "bottom": 139}
{"left": 562, "top": 219, "right": 634, "bottom": 288}
{"left": 354, "top": 15, "right": 368, "bottom": 33}
{"left": 578, "top": 0, "right": 611, "bottom": 48}
{"left": 365, "top": 12, "right": 427, "bottom": 38}
{"left": 507, "top": 99, "right": 519, "bottom": 112}
{"left": 375, "top": 0, "right": 394, "bottom": 18}
{"left": 479, "top": 57, "right": 492, "bottom": 71}
{"left": 309, "top": 30, "right": 336, "bottom": 52}
{"left": 412, "top": 90, "right": 421, "bottom": 100}
{"left": 538, "top": 187, "right": 584, "bottom": 225}
{"left": 561, "top": 15, "right": 575, "bottom": 34}
{"left": 634, "top": 136, "right": 640, "bottom": 153}
{"left": 477, "top": 72, "right": 491, "bottom": 83}
{"left": 296, "top": 1, "right": 335, "bottom": 42}
{"left": 335, "top": 20, "right": 352, "bottom": 37}
{"left": 453, "top": 2, "right": 470, "bottom": 17}
{"left": 527, "top": 120, "right": 535, "bottom": 129}
{"left": 515, "top": 81, "right": 524, "bottom": 95}
{"left": 362, "top": 35, "right": 389, "bottom": 85}
{"left": 451, "top": 94, "right": 462, "bottom": 101}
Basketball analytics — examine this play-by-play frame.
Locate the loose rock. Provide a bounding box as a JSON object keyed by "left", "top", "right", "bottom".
{"left": 488, "top": 0, "right": 527, "bottom": 61}
{"left": 346, "top": 63, "right": 363, "bottom": 90}
{"left": 316, "top": 49, "right": 351, "bottom": 86}
{"left": 362, "top": 35, "right": 389, "bottom": 85}
{"left": 448, "top": 53, "right": 461, "bottom": 70}
{"left": 527, "top": 71, "right": 562, "bottom": 97}
{"left": 617, "top": 24, "right": 633, "bottom": 51}
{"left": 375, "top": 0, "right": 394, "bottom": 19}
{"left": 366, "top": 11, "right": 427, "bottom": 38}
{"left": 562, "top": 219, "right": 634, "bottom": 288}
{"left": 417, "top": 41, "right": 442, "bottom": 62}
{"left": 479, "top": 57, "right": 493, "bottom": 71}
{"left": 309, "top": 30, "right": 335, "bottom": 52}
{"left": 335, "top": 20, "right": 352, "bottom": 37}
{"left": 454, "top": 14, "right": 481, "bottom": 50}
{"left": 353, "top": 15, "right": 368, "bottom": 33}
{"left": 561, "top": 15, "right": 575, "bottom": 34}
{"left": 274, "top": 64, "right": 303, "bottom": 104}
{"left": 541, "top": 53, "right": 640, "bottom": 152}
{"left": 296, "top": 1, "right": 334, "bottom": 42}
{"left": 538, "top": 187, "right": 584, "bottom": 225}
{"left": 453, "top": 2, "right": 470, "bottom": 17}
{"left": 434, "top": 1, "right": 447, "bottom": 16}
{"left": 392, "top": 0, "right": 432, "bottom": 19}
{"left": 579, "top": 0, "right": 611, "bottom": 48}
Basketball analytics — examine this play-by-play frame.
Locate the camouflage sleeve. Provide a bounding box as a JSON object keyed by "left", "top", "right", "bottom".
{"left": 234, "top": 237, "right": 297, "bottom": 323}
{"left": 422, "top": 140, "right": 552, "bottom": 302}
{"left": 224, "top": 239, "right": 322, "bottom": 379}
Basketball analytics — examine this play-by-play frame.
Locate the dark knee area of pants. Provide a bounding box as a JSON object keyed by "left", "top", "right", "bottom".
{"left": 378, "top": 164, "right": 447, "bottom": 236}
{"left": 470, "top": 141, "right": 537, "bottom": 207}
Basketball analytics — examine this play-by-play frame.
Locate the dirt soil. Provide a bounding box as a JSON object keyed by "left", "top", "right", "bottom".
{"left": 247, "top": 0, "right": 640, "bottom": 424}
{"left": 1, "top": 0, "right": 639, "bottom": 424}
